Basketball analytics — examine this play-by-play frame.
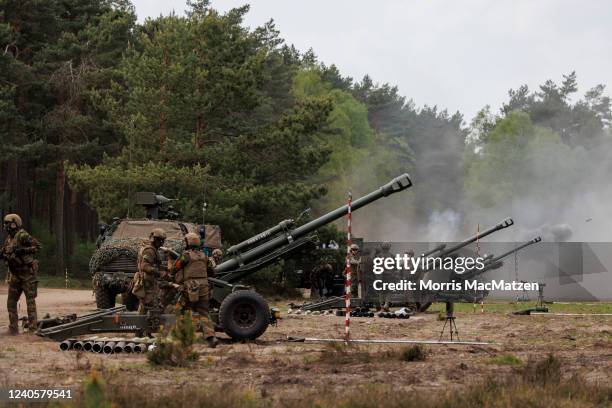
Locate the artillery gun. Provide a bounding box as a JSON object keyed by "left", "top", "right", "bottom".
{"left": 415, "top": 236, "right": 542, "bottom": 310}
{"left": 296, "top": 217, "right": 516, "bottom": 312}
{"left": 38, "top": 174, "right": 413, "bottom": 342}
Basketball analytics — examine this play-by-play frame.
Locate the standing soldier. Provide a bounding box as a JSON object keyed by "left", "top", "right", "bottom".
{"left": 1, "top": 214, "right": 40, "bottom": 334}
{"left": 377, "top": 242, "right": 393, "bottom": 311}
{"left": 132, "top": 228, "right": 165, "bottom": 314}
{"left": 349, "top": 244, "right": 363, "bottom": 298}
{"left": 170, "top": 232, "right": 218, "bottom": 348}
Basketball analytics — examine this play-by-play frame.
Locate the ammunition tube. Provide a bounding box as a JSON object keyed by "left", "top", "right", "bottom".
{"left": 59, "top": 339, "right": 75, "bottom": 351}
{"left": 103, "top": 342, "right": 116, "bottom": 354}
{"left": 93, "top": 341, "right": 105, "bottom": 353}
{"left": 125, "top": 343, "right": 136, "bottom": 353}
{"left": 73, "top": 341, "right": 85, "bottom": 351}
{"left": 114, "top": 341, "right": 126, "bottom": 353}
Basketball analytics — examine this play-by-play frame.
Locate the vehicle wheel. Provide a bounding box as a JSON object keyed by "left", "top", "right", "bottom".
{"left": 219, "top": 291, "right": 270, "bottom": 341}
{"left": 95, "top": 286, "right": 115, "bottom": 309}
{"left": 121, "top": 292, "right": 139, "bottom": 311}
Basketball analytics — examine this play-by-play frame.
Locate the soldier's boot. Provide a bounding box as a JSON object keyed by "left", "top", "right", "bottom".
{"left": 205, "top": 336, "right": 218, "bottom": 348}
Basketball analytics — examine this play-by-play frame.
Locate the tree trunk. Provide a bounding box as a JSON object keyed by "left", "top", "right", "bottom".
{"left": 55, "top": 162, "right": 66, "bottom": 276}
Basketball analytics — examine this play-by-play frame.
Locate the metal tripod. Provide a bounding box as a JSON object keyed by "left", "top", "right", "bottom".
{"left": 439, "top": 302, "right": 459, "bottom": 341}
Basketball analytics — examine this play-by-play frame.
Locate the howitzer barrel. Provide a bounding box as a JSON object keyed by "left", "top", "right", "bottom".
{"left": 215, "top": 174, "right": 412, "bottom": 275}
{"left": 461, "top": 236, "right": 542, "bottom": 279}
{"left": 489, "top": 236, "right": 541, "bottom": 264}
{"left": 439, "top": 217, "right": 514, "bottom": 257}
{"left": 422, "top": 244, "right": 446, "bottom": 257}
{"left": 227, "top": 219, "right": 295, "bottom": 255}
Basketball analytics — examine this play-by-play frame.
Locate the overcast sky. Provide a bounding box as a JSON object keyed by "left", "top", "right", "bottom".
{"left": 131, "top": 0, "right": 612, "bottom": 123}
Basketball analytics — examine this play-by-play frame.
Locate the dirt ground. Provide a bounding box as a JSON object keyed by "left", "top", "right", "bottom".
{"left": 0, "top": 286, "right": 611, "bottom": 399}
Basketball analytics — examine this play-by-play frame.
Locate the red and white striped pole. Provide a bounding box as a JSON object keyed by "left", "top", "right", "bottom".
{"left": 344, "top": 192, "right": 353, "bottom": 343}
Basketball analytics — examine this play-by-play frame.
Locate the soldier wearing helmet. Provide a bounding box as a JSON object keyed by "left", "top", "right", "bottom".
{"left": 1, "top": 214, "right": 41, "bottom": 334}
{"left": 349, "top": 243, "right": 363, "bottom": 297}
{"left": 170, "top": 232, "right": 218, "bottom": 348}
{"left": 211, "top": 248, "right": 223, "bottom": 274}
{"left": 132, "top": 228, "right": 166, "bottom": 315}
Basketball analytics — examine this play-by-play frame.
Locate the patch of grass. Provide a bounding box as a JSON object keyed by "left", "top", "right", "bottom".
{"left": 4, "top": 347, "right": 16, "bottom": 352}
{"left": 522, "top": 353, "right": 561, "bottom": 385}
{"left": 35, "top": 364, "right": 612, "bottom": 408}
{"left": 426, "top": 301, "right": 612, "bottom": 315}
{"left": 400, "top": 345, "right": 427, "bottom": 362}
{"left": 37, "top": 274, "right": 90, "bottom": 289}
{"left": 490, "top": 354, "right": 522, "bottom": 365}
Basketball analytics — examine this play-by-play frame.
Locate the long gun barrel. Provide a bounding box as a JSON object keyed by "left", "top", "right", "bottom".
{"left": 214, "top": 174, "right": 413, "bottom": 281}
{"left": 227, "top": 219, "right": 295, "bottom": 255}
{"left": 461, "top": 236, "right": 542, "bottom": 279}
{"left": 437, "top": 217, "right": 514, "bottom": 258}
{"left": 487, "top": 236, "right": 542, "bottom": 265}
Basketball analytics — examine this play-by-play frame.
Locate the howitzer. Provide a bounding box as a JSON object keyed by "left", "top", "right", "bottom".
{"left": 459, "top": 236, "right": 542, "bottom": 280}
{"left": 213, "top": 174, "right": 412, "bottom": 284}
{"left": 417, "top": 236, "right": 543, "bottom": 307}
{"left": 414, "top": 218, "right": 514, "bottom": 275}
{"left": 39, "top": 175, "right": 413, "bottom": 342}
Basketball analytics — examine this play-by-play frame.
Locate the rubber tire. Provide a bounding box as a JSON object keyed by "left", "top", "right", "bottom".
{"left": 95, "top": 286, "right": 115, "bottom": 309}
{"left": 121, "top": 292, "right": 139, "bottom": 311}
{"left": 219, "top": 291, "right": 270, "bottom": 341}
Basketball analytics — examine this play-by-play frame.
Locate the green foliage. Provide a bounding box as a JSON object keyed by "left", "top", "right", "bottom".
{"left": 465, "top": 111, "right": 580, "bottom": 211}
{"left": 400, "top": 345, "right": 427, "bottom": 362}
{"left": 490, "top": 354, "right": 522, "bottom": 366}
{"left": 83, "top": 370, "right": 111, "bottom": 408}
{"left": 148, "top": 311, "right": 198, "bottom": 367}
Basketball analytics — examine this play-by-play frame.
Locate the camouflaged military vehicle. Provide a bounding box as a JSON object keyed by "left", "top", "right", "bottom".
{"left": 91, "top": 193, "right": 221, "bottom": 310}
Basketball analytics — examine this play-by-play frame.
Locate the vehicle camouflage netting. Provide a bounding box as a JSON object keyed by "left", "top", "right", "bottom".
{"left": 89, "top": 238, "right": 186, "bottom": 275}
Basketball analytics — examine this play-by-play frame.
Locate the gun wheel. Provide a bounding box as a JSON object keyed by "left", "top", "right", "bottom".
{"left": 95, "top": 285, "right": 116, "bottom": 309}
{"left": 219, "top": 290, "right": 270, "bottom": 341}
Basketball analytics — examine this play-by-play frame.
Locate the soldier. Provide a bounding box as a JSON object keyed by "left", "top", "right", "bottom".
{"left": 211, "top": 248, "right": 224, "bottom": 274}
{"left": 1, "top": 214, "right": 40, "bottom": 334}
{"left": 132, "top": 228, "right": 165, "bottom": 315}
{"left": 170, "top": 232, "right": 218, "bottom": 348}
{"left": 348, "top": 243, "right": 363, "bottom": 298}
{"left": 377, "top": 242, "right": 393, "bottom": 311}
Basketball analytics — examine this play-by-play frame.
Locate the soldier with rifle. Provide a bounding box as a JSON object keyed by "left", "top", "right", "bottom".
{"left": 169, "top": 232, "right": 218, "bottom": 348}
{"left": 132, "top": 228, "right": 166, "bottom": 315}
{"left": 1, "top": 214, "right": 41, "bottom": 334}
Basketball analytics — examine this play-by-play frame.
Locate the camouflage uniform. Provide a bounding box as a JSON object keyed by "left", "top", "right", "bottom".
{"left": 171, "top": 242, "right": 216, "bottom": 341}
{"left": 310, "top": 261, "right": 332, "bottom": 299}
{"left": 1, "top": 217, "right": 41, "bottom": 334}
{"left": 133, "top": 241, "right": 161, "bottom": 314}
{"left": 349, "top": 244, "right": 363, "bottom": 298}
{"left": 377, "top": 243, "right": 393, "bottom": 311}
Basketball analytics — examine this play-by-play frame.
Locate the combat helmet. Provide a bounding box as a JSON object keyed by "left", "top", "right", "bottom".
{"left": 350, "top": 243, "right": 360, "bottom": 251}
{"left": 185, "top": 232, "right": 201, "bottom": 247}
{"left": 212, "top": 248, "right": 223, "bottom": 257}
{"left": 3, "top": 214, "right": 22, "bottom": 229}
{"left": 150, "top": 228, "right": 166, "bottom": 240}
